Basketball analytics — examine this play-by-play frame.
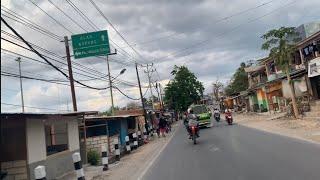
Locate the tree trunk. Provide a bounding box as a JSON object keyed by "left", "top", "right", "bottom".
{"left": 285, "top": 68, "right": 299, "bottom": 118}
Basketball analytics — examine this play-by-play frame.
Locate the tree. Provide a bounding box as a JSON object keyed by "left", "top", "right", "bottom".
{"left": 212, "top": 78, "right": 224, "bottom": 101}
{"left": 126, "top": 101, "right": 140, "bottom": 110}
{"left": 225, "top": 62, "right": 249, "bottom": 96}
{"left": 164, "top": 65, "right": 204, "bottom": 112}
{"left": 102, "top": 106, "right": 120, "bottom": 116}
{"left": 261, "top": 27, "right": 300, "bottom": 118}
{"left": 144, "top": 95, "right": 158, "bottom": 107}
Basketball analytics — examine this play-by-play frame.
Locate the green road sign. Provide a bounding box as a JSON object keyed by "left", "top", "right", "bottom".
{"left": 71, "top": 30, "right": 110, "bottom": 59}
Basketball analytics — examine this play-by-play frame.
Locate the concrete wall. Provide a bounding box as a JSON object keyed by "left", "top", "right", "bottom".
{"left": 256, "top": 88, "right": 269, "bottom": 110}
{"left": 26, "top": 118, "right": 46, "bottom": 164}
{"left": 85, "top": 135, "right": 108, "bottom": 154}
{"left": 28, "top": 150, "right": 78, "bottom": 180}
{"left": 1, "top": 160, "right": 27, "bottom": 180}
{"left": 282, "top": 77, "right": 307, "bottom": 98}
{"left": 26, "top": 117, "right": 80, "bottom": 179}
{"left": 68, "top": 118, "right": 80, "bottom": 151}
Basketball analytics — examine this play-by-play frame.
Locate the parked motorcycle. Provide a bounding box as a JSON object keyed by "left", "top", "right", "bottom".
{"left": 225, "top": 112, "right": 233, "bottom": 125}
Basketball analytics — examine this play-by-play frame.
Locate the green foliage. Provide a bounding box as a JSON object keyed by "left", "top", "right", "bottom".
{"left": 102, "top": 106, "right": 120, "bottom": 116}
{"left": 261, "top": 26, "right": 301, "bottom": 71}
{"left": 87, "top": 150, "right": 100, "bottom": 166}
{"left": 225, "top": 62, "right": 249, "bottom": 96}
{"left": 164, "top": 65, "right": 204, "bottom": 112}
{"left": 144, "top": 95, "right": 159, "bottom": 107}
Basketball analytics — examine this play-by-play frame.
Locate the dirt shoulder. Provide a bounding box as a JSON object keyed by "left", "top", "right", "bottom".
{"left": 235, "top": 113, "right": 320, "bottom": 144}
{"left": 60, "top": 122, "right": 180, "bottom": 180}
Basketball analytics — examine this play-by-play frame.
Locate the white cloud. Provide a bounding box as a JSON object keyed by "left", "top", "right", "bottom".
{"left": 1, "top": 0, "right": 319, "bottom": 113}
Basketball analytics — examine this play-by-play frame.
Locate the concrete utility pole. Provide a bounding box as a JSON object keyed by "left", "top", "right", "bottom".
{"left": 144, "top": 63, "right": 156, "bottom": 109}
{"left": 16, "top": 57, "right": 25, "bottom": 112}
{"left": 106, "top": 55, "right": 114, "bottom": 115}
{"left": 106, "top": 50, "right": 117, "bottom": 115}
{"left": 155, "top": 82, "right": 161, "bottom": 108}
{"left": 64, "top": 36, "right": 77, "bottom": 112}
{"left": 158, "top": 83, "right": 164, "bottom": 110}
{"left": 135, "top": 63, "right": 147, "bottom": 123}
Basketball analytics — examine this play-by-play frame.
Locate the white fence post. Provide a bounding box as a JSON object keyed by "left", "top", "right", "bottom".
{"left": 34, "top": 165, "right": 46, "bottom": 180}
{"left": 72, "top": 152, "right": 85, "bottom": 180}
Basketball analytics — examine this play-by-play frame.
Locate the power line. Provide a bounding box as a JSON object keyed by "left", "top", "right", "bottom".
{"left": 120, "top": 0, "right": 275, "bottom": 48}
{"left": 152, "top": 0, "right": 298, "bottom": 62}
{"left": 1, "top": 37, "right": 109, "bottom": 81}
{"left": 65, "top": 0, "right": 99, "bottom": 31}
{"left": 47, "top": 0, "right": 88, "bottom": 32}
{"left": 88, "top": 0, "right": 147, "bottom": 63}
{"left": 1, "top": 71, "right": 108, "bottom": 89}
{"left": 64, "top": 0, "right": 138, "bottom": 64}
{"left": 1, "top": 6, "right": 62, "bottom": 41}
{"left": 2, "top": 49, "right": 143, "bottom": 87}
{"left": 1, "top": 87, "right": 63, "bottom": 99}
{"left": 113, "top": 86, "right": 140, "bottom": 100}
{"left": 2, "top": 30, "right": 117, "bottom": 79}
{"left": 27, "top": 0, "right": 73, "bottom": 34}
{"left": 1, "top": 16, "right": 109, "bottom": 90}
{"left": 1, "top": 102, "right": 69, "bottom": 111}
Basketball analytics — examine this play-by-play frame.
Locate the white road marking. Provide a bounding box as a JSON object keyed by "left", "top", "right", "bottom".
{"left": 137, "top": 122, "right": 181, "bottom": 180}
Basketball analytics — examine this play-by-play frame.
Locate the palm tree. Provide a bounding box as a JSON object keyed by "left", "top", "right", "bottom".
{"left": 261, "top": 27, "right": 301, "bottom": 118}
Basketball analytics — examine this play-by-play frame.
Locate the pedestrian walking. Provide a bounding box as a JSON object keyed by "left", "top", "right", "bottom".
{"left": 159, "top": 112, "right": 167, "bottom": 137}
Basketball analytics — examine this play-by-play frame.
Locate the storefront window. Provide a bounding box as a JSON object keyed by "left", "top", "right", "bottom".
{"left": 45, "top": 121, "right": 68, "bottom": 156}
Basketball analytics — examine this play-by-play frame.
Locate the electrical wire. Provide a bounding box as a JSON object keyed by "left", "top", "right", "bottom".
{"left": 47, "top": 0, "right": 88, "bottom": 32}
{"left": 1, "top": 38, "right": 109, "bottom": 81}
{"left": 2, "top": 30, "right": 128, "bottom": 79}
{"left": 1, "top": 16, "right": 109, "bottom": 90}
{"left": 1, "top": 102, "right": 69, "bottom": 111}
{"left": 120, "top": 0, "right": 275, "bottom": 48}
{"left": 66, "top": 0, "right": 99, "bottom": 31}
{"left": 88, "top": 0, "right": 147, "bottom": 63}
{"left": 65, "top": 0, "right": 138, "bottom": 64}
{"left": 152, "top": 0, "right": 298, "bottom": 62}
{"left": 1, "top": 9, "right": 62, "bottom": 41}
{"left": 1, "top": 71, "right": 103, "bottom": 89}
{"left": 112, "top": 86, "right": 140, "bottom": 100}
{"left": 27, "top": 0, "right": 73, "bottom": 34}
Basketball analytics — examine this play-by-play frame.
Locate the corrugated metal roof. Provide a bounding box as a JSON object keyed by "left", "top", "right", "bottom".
{"left": 1, "top": 111, "right": 98, "bottom": 116}
{"left": 85, "top": 113, "right": 143, "bottom": 121}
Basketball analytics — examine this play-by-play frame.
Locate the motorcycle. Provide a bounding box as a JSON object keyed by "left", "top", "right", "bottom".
{"left": 189, "top": 124, "right": 199, "bottom": 144}
{"left": 214, "top": 112, "right": 220, "bottom": 122}
{"left": 225, "top": 112, "right": 233, "bottom": 125}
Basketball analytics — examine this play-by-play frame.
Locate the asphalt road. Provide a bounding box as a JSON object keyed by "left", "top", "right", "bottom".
{"left": 142, "top": 119, "right": 320, "bottom": 180}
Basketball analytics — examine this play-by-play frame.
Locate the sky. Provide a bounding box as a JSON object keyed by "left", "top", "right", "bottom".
{"left": 1, "top": 0, "right": 320, "bottom": 113}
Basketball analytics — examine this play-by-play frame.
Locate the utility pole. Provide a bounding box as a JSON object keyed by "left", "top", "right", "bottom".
{"left": 135, "top": 63, "right": 147, "bottom": 123}
{"left": 144, "top": 63, "right": 155, "bottom": 109}
{"left": 158, "top": 83, "right": 164, "bottom": 110}
{"left": 64, "top": 36, "right": 77, "bottom": 112}
{"left": 155, "top": 82, "right": 161, "bottom": 109}
{"left": 106, "top": 50, "right": 117, "bottom": 115}
{"left": 16, "top": 57, "right": 25, "bottom": 112}
{"left": 106, "top": 55, "right": 114, "bottom": 115}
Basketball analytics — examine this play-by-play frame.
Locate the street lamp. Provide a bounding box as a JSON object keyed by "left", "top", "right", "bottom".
{"left": 111, "top": 68, "right": 126, "bottom": 82}
{"left": 109, "top": 68, "right": 126, "bottom": 115}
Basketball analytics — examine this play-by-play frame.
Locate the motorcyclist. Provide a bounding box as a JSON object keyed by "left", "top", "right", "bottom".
{"left": 186, "top": 109, "right": 200, "bottom": 138}
{"left": 213, "top": 108, "right": 219, "bottom": 114}
{"left": 225, "top": 108, "right": 232, "bottom": 118}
